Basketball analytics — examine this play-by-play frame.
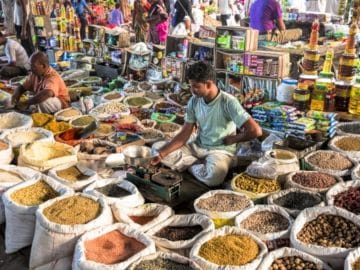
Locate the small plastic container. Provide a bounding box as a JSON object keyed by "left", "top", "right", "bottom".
{"left": 276, "top": 78, "right": 298, "bottom": 104}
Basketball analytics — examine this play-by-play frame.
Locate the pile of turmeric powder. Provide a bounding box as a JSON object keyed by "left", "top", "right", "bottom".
{"left": 43, "top": 121, "right": 71, "bottom": 134}
{"left": 32, "top": 113, "right": 53, "bottom": 127}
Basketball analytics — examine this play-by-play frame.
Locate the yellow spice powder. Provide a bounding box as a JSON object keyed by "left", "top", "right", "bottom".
{"left": 11, "top": 180, "right": 58, "bottom": 206}
{"left": 199, "top": 235, "right": 259, "bottom": 266}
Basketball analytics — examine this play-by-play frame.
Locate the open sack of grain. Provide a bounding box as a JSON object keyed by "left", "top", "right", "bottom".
{"left": 190, "top": 226, "right": 268, "bottom": 270}
{"left": 54, "top": 107, "right": 82, "bottom": 122}
{"left": 267, "top": 188, "right": 325, "bottom": 217}
{"left": 194, "top": 190, "right": 254, "bottom": 228}
{"left": 235, "top": 205, "right": 293, "bottom": 251}
{"left": 30, "top": 193, "right": 113, "bottom": 270}
{"left": 326, "top": 180, "right": 360, "bottom": 216}
{"left": 0, "top": 139, "right": 13, "bottom": 164}
{"left": 18, "top": 141, "right": 77, "bottom": 172}
{"left": 257, "top": 247, "right": 332, "bottom": 270}
{"left": 0, "top": 112, "right": 32, "bottom": 133}
{"left": 48, "top": 163, "right": 98, "bottom": 191}
{"left": 329, "top": 135, "right": 360, "bottom": 161}
{"left": 336, "top": 121, "right": 360, "bottom": 136}
{"left": 84, "top": 178, "right": 144, "bottom": 208}
{"left": 72, "top": 223, "right": 155, "bottom": 270}
{"left": 112, "top": 203, "right": 174, "bottom": 232}
{"left": 345, "top": 247, "right": 360, "bottom": 270}
{"left": 0, "top": 127, "right": 54, "bottom": 149}
{"left": 0, "top": 165, "right": 40, "bottom": 224}
{"left": 128, "top": 251, "right": 202, "bottom": 270}
{"left": 89, "top": 101, "right": 130, "bottom": 121}
{"left": 3, "top": 175, "right": 73, "bottom": 253}
{"left": 146, "top": 214, "right": 214, "bottom": 257}
{"left": 290, "top": 206, "right": 360, "bottom": 269}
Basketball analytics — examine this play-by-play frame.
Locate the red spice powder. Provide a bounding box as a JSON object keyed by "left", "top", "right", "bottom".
{"left": 129, "top": 215, "right": 157, "bottom": 225}
{"left": 85, "top": 230, "right": 146, "bottom": 264}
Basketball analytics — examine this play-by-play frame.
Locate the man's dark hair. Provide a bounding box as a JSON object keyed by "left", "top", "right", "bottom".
{"left": 115, "top": 3, "right": 121, "bottom": 9}
{"left": 187, "top": 61, "right": 216, "bottom": 83}
{"left": 30, "top": 51, "right": 49, "bottom": 66}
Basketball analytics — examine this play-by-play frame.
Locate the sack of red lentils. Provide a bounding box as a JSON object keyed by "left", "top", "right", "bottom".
{"left": 72, "top": 223, "right": 156, "bottom": 270}
{"left": 83, "top": 178, "right": 144, "bottom": 207}
{"left": 345, "top": 247, "right": 360, "bottom": 270}
{"left": 0, "top": 165, "right": 40, "bottom": 224}
{"left": 190, "top": 226, "right": 268, "bottom": 270}
{"left": 286, "top": 171, "right": 343, "bottom": 194}
{"left": 48, "top": 163, "right": 98, "bottom": 191}
{"left": 235, "top": 205, "right": 293, "bottom": 251}
{"left": 329, "top": 135, "right": 360, "bottom": 161}
{"left": 112, "top": 203, "right": 174, "bottom": 232}
{"left": 146, "top": 214, "right": 214, "bottom": 257}
{"left": 194, "top": 190, "right": 254, "bottom": 228}
{"left": 352, "top": 164, "right": 360, "bottom": 180}
{"left": 257, "top": 247, "right": 333, "bottom": 270}
{"left": 290, "top": 206, "right": 360, "bottom": 269}
{"left": 326, "top": 180, "right": 360, "bottom": 216}
{"left": 128, "top": 251, "right": 203, "bottom": 270}
{"left": 29, "top": 193, "right": 113, "bottom": 270}
{"left": 268, "top": 188, "right": 325, "bottom": 217}
{"left": 3, "top": 175, "right": 73, "bottom": 254}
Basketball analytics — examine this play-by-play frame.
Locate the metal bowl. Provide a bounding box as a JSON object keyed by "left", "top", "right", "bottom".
{"left": 122, "top": 145, "right": 153, "bottom": 166}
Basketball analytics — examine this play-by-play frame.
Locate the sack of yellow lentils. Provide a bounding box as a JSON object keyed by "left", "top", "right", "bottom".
{"left": 3, "top": 175, "right": 73, "bottom": 253}
{"left": 190, "top": 226, "right": 268, "bottom": 270}
{"left": 29, "top": 193, "right": 113, "bottom": 269}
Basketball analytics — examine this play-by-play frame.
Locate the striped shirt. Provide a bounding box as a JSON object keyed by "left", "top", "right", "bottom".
{"left": 5, "top": 39, "right": 30, "bottom": 69}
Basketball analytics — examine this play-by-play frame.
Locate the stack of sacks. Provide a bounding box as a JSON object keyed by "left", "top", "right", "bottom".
{"left": 306, "top": 110, "right": 338, "bottom": 138}
{"left": 286, "top": 117, "right": 316, "bottom": 139}
{"left": 268, "top": 105, "right": 299, "bottom": 132}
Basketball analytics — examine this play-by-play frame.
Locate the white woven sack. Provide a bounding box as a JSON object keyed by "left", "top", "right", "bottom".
{"left": 18, "top": 141, "right": 78, "bottom": 172}
{"left": 235, "top": 205, "right": 293, "bottom": 245}
{"left": 0, "top": 165, "right": 41, "bottom": 224}
{"left": 3, "top": 175, "right": 73, "bottom": 253}
{"left": 190, "top": 226, "right": 268, "bottom": 270}
{"left": 54, "top": 107, "right": 82, "bottom": 122}
{"left": 48, "top": 163, "right": 98, "bottom": 191}
{"left": 84, "top": 178, "right": 144, "bottom": 207}
{"left": 304, "top": 150, "right": 355, "bottom": 177}
{"left": 33, "top": 256, "right": 73, "bottom": 270}
{"left": 0, "top": 127, "right": 54, "bottom": 148}
{"left": 257, "top": 247, "right": 333, "bottom": 270}
{"left": 0, "top": 140, "right": 13, "bottom": 165}
{"left": 267, "top": 188, "right": 325, "bottom": 217}
{"left": 345, "top": 247, "right": 360, "bottom": 270}
{"left": 352, "top": 164, "right": 360, "bottom": 180}
{"left": 290, "top": 206, "right": 360, "bottom": 269}
{"left": 112, "top": 203, "right": 174, "bottom": 232}
{"left": 0, "top": 112, "right": 32, "bottom": 133}
{"left": 72, "top": 223, "right": 156, "bottom": 270}
{"left": 29, "top": 193, "right": 113, "bottom": 270}
{"left": 336, "top": 121, "right": 360, "bottom": 136}
{"left": 89, "top": 101, "right": 130, "bottom": 121}
{"left": 194, "top": 189, "right": 253, "bottom": 220}
{"left": 146, "top": 214, "right": 214, "bottom": 256}
{"left": 128, "top": 251, "right": 203, "bottom": 270}
{"left": 286, "top": 171, "right": 343, "bottom": 194}
{"left": 326, "top": 180, "right": 360, "bottom": 211}
{"left": 329, "top": 135, "right": 360, "bottom": 160}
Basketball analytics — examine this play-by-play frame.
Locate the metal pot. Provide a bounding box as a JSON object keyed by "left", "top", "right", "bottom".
{"left": 122, "top": 145, "right": 154, "bottom": 166}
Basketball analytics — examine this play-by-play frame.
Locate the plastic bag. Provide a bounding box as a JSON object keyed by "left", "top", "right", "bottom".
{"left": 245, "top": 158, "right": 278, "bottom": 180}
{"left": 261, "top": 134, "right": 282, "bottom": 152}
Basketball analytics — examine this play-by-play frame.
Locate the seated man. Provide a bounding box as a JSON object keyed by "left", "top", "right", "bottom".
{"left": 11, "top": 52, "right": 70, "bottom": 113}
{"left": 152, "top": 61, "right": 262, "bottom": 187}
{"left": 0, "top": 32, "right": 29, "bottom": 78}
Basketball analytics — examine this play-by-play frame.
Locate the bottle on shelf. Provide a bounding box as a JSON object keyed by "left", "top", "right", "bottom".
{"left": 310, "top": 83, "right": 326, "bottom": 111}
{"left": 349, "top": 77, "right": 360, "bottom": 115}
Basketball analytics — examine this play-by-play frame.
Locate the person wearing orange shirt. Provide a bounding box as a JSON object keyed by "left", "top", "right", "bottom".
{"left": 11, "top": 51, "right": 70, "bottom": 113}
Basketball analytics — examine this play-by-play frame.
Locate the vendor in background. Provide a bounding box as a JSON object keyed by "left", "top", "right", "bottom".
{"left": 11, "top": 52, "right": 70, "bottom": 114}
{"left": 14, "top": 0, "right": 34, "bottom": 56}
{"left": 171, "top": 15, "right": 192, "bottom": 36}
{"left": 151, "top": 61, "right": 262, "bottom": 187}
{"left": 218, "top": 0, "right": 235, "bottom": 26}
{"left": 108, "top": 3, "right": 124, "bottom": 27}
{"left": 133, "top": 0, "right": 150, "bottom": 42}
{"left": 147, "top": 0, "right": 168, "bottom": 44}
{"left": 89, "top": 0, "right": 107, "bottom": 26}
{"left": 173, "top": 0, "right": 194, "bottom": 28}
{"left": 0, "top": 32, "right": 29, "bottom": 79}
{"left": 72, "top": 0, "right": 95, "bottom": 39}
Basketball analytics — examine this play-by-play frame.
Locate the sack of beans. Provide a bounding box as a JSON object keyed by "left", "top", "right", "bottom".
{"left": 0, "top": 127, "right": 54, "bottom": 149}
{"left": 336, "top": 121, "right": 360, "bottom": 136}
{"left": 286, "top": 171, "right": 342, "bottom": 194}
{"left": 267, "top": 188, "right": 325, "bottom": 217}
{"left": 54, "top": 107, "right": 82, "bottom": 122}
{"left": 190, "top": 226, "right": 268, "bottom": 270}
{"left": 18, "top": 141, "right": 78, "bottom": 172}
{"left": 231, "top": 173, "right": 281, "bottom": 201}
{"left": 194, "top": 190, "right": 254, "bottom": 228}
{"left": 0, "top": 112, "right": 33, "bottom": 133}
{"left": 84, "top": 178, "right": 144, "bottom": 207}
{"left": 326, "top": 180, "right": 360, "bottom": 215}
{"left": 304, "top": 150, "right": 355, "bottom": 177}
{"left": 0, "top": 138, "right": 13, "bottom": 165}
{"left": 235, "top": 205, "right": 293, "bottom": 251}
{"left": 329, "top": 135, "right": 360, "bottom": 161}
{"left": 352, "top": 164, "right": 360, "bottom": 180}
{"left": 146, "top": 214, "right": 214, "bottom": 257}
{"left": 3, "top": 175, "right": 73, "bottom": 253}
{"left": 112, "top": 203, "right": 174, "bottom": 232}
{"left": 290, "top": 206, "right": 360, "bottom": 269}
{"left": 257, "top": 247, "right": 333, "bottom": 270}
{"left": 345, "top": 247, "right": 360, "bottom": 270}
{"left": 0, "top": 165, "right": 40, "bottom": 224}
{"left": 72, "top": 223, "right": 156, "bottom": 270}
{"left": 48, "top": 163, "right": 98, "bottom": 191}
{"left": 128, "top": 251, "right": 203, "bottom": 270}
{"left": 29, "top": 193, "right": 113, "bottom": 269}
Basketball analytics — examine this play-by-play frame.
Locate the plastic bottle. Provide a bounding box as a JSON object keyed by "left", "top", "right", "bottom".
{"left": 310, "top": 83, "right": 326, "bottom": 111}
{"left": 276, "top": 79, "right": 298, "bottom": 104}
{"left": 349, "top": 77, "right": 360, "bottom": 115}
{"left": 293, "top": 83, "right": 310, "bottom": 111}
{"left": 335, "top": 81, "right": 353, "bottom": 111}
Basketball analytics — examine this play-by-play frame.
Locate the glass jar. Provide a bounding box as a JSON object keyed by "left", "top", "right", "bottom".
{"left": 298, "top": 74, "right": 317, "bottom": 94}
{"left": 349, "top": 77, "right": 360, "bottom": 115}
{"left": 338, "top": 54, "right": 358, "bottom": 81}
{"left": 335, "top": 81, "right": 353, "bottom": 111}
{"left": 293, "top": 85, "right": 310, "bottom": 111}
{"left": 302, "top": 49, "right": 320, "bottom": 75}
{"left": 317, "top": 72, "right": 335, "bottom": 112}
{"left": 310, "top": 83, "right": 326, "bottom": 111}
